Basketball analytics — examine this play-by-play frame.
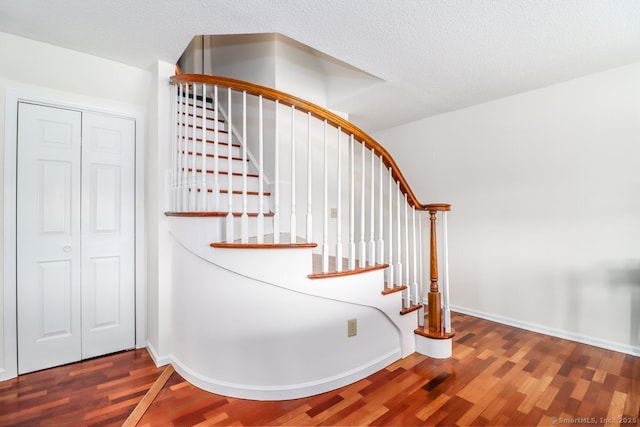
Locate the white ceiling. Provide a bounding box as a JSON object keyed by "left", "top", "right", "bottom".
{"left": 2, "top": 0, "right": 639, "bottom": 132}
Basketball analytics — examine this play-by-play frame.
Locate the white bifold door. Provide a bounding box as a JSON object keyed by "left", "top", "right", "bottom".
{"left": 17, "top": 102, "right": 135, "bottom": 374}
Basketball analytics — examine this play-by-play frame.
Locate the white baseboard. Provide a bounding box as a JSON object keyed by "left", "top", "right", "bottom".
{"left": 145, "top": 341, "right": 172, "bottom": 367}
{"left": 451, "top": 305, "right": 640, "bottom": 357}
{"left": 170, "top": 349, "right": 401, "bottom": 401}
{"left": 0, "top": 368, "right": 10, "bottom": 383}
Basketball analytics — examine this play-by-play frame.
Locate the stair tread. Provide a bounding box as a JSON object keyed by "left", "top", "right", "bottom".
{"left": 211, "top": 234, "right": 317, "bottom": 249}
{"left": 165, "top": 211, "right": 274, "bottom": 217}
{"left": 400, "top": 303, "right": 423, "bottom": 316}
{"left": 188, "top": 188, "right": 270, "bottom": 196}
{"left": 381, "top": 284, "right": 408, "bottom": 295}
{"left": 183, "top": 167, "right": 259, "bottom": 178}
{"left": 180, "top": 130, "right": 232, "bottom": 137}
{"left": 180, "top": 111, "right": 225, "bottom": 121}
{"left": 415, "top": 322, "right": 456, "bottom": 339}
{"left": 182, "top": 151, "right": 248, "bottom": 161}
{"left": 309, "top": 254, "right": 388, "bottom": 279}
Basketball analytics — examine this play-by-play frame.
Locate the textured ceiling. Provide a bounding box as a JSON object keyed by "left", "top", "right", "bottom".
{"left": 2, "top": 0, "right": 639, "bottom": 131}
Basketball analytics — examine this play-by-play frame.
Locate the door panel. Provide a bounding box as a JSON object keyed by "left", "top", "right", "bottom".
{"left": 81, "top": 113, "right": 135, "bottom": 359}
{"left": 17, "top": 103, "right": 82, "bottom": 374}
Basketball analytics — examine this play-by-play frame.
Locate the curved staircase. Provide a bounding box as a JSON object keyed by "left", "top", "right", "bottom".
{"left": 163, "top": 74, "right": 454, "bottom": 400}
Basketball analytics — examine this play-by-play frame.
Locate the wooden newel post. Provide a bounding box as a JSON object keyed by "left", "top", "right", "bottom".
{"left": 423, "top": 203, "right": 451, "bottom": 335}
{"left": 427, "top": 208, "right": 442, "bottom": 334}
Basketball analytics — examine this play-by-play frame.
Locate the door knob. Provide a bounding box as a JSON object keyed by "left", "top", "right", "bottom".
{"left": 63, "top": 245, "right": 72, "bottom": 253}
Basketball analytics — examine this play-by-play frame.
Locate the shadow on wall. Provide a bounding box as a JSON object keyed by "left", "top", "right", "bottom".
{"left": 564, "top": 260, "right": 640, "bottom": 351}
{"left": 608, "top": 260, "right": 640, "bottom": 349}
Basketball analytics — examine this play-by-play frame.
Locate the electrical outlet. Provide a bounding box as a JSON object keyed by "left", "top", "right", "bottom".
{"left": 347, "top": 318, "right": 357, "bottom": 337}
{"left": 330, "top": 207, "right": 338, "bottom": 218}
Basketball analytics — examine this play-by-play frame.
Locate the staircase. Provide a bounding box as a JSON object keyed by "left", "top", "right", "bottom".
{"left": 164, "top": 74, "right": 454, "bottom": 400}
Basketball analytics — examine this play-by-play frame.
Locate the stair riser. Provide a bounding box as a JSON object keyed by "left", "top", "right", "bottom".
{"left": 179, "top": 141, "right": 239, "bottom": 158}
{"left": 177, "top": 191, "right": 270, "bottom": 213}
{"left": 178, "top": 114, "right": 227, "bottom": 131}
{"left": 178, "top": 129, "right": 231, "bottom": 145}
{"left": 181, "top": 157, "right": 251, "bottom": 175}
{"left": 176, "top": 172, "right": 261, "bottom": 192}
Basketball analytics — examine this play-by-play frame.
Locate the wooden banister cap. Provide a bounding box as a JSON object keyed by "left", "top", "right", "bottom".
{"left": 423, "top": 203, "right": 451, "bottom": 212}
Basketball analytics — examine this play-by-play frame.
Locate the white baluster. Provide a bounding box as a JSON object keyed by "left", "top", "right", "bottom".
{"left": 170, "top": 83, "right": 177, "bottom": 211}
{"left": 273, "top": 101, "right": 280, "bottom": 243}
{"left": 442, "top": 211, "right": 452, "bottom": 334}
{"left": 396, "top": 181, "right": 403, "bottom": 287}
{"left": 191, "top": 84, "right": 197, "bottom": 211}
{"left": 212, "top": 85, "right": 220, "bottom": 211}
{"left": 201, "top": 83, "right": 207, "bottom": 211}
{"left": 359, "top": 142, "right": 366, "bottom": 268}
{"left": 368, "top": 148, "right": 376, "bottom": 266}
{"left": 348, "top": 135, "right": 356, "bottom": 271}
{"left": 306, "top": 112, "right": 313, "bottom": 244}
{"left": 290, "top": 106, "right": 296, "bottom": 244}
{"left": 257, "top": 94, "right": 264, "bottom": 244}
{"left": 387, "top": 166, "right": 394, "bottom": 289}
{"left": 225, "top": 88, "right": 234, "bottom": 242}
{"left": 241, "top": 89, "right": 249, "bottom": 243}
{"left": 335, "top": 129, "right": 343, "bottom": 272}
{"left": 418, "top": 211, "right": 425, "bottom": 327}
{"left": 404, "top": 193, "right": 410, "bottom": 307}
{"left": 377, "top": 155, "right": 384, "bottom": 265}
{"left": 212, "top": 86, "right": 220, "bottom": 212}
{"left": 180, "top": 84, "right": 187, "bottom": 211}
{"left": 412, "top": 205, "right": 418, "bottom": 307}
{"left": 322, "top": 120, "right": 329, "bottom": 273}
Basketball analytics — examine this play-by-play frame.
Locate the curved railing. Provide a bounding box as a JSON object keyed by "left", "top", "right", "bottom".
{"left": 168, "top": 73, "right": 452, "bottom": 337}
{"left": 172, "top": 74, "right": 427, "bottom": 209}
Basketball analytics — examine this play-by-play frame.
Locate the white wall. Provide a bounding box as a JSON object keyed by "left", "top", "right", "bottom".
{"left": 206, "top": 34, "right": 277, "bottom": 88}
{"left": 274, "top": 35, "right": 328, "bottom": 107}
{"left": 374, "top": 63, "right": 640, "bottom": 354}
{"left": 0, "top": 32, "right": 151, "bottom": 378}
{"left": 144, "top": 60, "right": 175, "bottom": 364}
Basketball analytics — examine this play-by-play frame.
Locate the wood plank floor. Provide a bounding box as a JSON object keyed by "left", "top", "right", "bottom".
{"left": 1, "top": 312, "right": 638, "bottom": 426}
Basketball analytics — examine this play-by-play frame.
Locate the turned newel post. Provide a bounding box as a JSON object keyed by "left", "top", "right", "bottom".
{"left": 425, "top": 204, "right": 451, "bottom": 335}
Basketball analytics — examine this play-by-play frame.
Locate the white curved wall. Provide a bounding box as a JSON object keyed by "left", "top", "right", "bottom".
{"left": 170, "top": 234, "right": 402, "bottom": 400}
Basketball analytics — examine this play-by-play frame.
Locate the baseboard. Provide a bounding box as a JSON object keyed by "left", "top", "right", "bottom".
{"left": 170, "top": 349, "right": 401, "bottom": 401}
{"left": 145, "top": 341, "right": 172, "bottom": 367}
{"left": 451, "top": 305, "right": 640, "bottom": 357}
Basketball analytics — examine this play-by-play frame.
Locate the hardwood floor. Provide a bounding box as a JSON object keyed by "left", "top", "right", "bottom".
{"left": 1, "top": 313, "right": 638, "bottom": 426}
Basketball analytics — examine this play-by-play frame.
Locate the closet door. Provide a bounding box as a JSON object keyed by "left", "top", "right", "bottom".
{"left": 17, "top": 104, "right": 136, "bottom": 374}
{"left": 81, "top": 113, "right": 135, "bottom": 358}
{"left": 17, "top": 103, "right": 82, "bottom": 374}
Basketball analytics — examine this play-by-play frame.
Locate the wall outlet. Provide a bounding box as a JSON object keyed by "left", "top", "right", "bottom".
{"left": 347, "top": 318, "right": 357, "bottom": 337}
{"left": 330, "top": 207, "right": 337, "bottom": 218}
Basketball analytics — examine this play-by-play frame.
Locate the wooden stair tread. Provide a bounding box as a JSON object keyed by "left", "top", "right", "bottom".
{"left": 182, "top": 151, "right": 248, "bottom": 161}
{"left": 211, "top": 234, "right": 317, "bottom": 249}
{"left": 181, "top": 133, "right": 234, "bottom": 141}
{"left": 165, "top": 211, "right": 274, "bottom": 217}
{"left": 414, "top": 325, "right": 456, "bottom": 339}
{"left": 400, "top": 303, "right": 422, "bottom": 316}
{"left": 188, "top": 188, "right": 270, "bottom": 196}
{"left": 309, "top": 254, "right": 388, "bottom": 279}
{"left": 183, "top": 167, "right": 259, "bottom": 178}
{"left": 381, "top": 284, "right": 407, "bottom": 295}
{"left": 182, "top": 168, "right": 259, "bottom": 178}
{"left": 180, "top": 111, "right": 225, "bottom": 121}
{"left": 415, "top": 312, "right": 456, "bottom": 338}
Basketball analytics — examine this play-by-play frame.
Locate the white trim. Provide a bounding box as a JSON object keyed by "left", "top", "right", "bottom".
{"left": 170, "top": 349, "right": 401, "bottom": 401}
{"left": 145, "top": 340, "right": 171, "bottom": 367}
{"left": 2, "top": 87, "right": 146, "bottom": 380}
{"left": 451, "top": 305, "right": 640, "bottom": 357}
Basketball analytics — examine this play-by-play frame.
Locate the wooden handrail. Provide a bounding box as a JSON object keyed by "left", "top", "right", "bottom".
{"left": 170, "top": 73, "right": 444, "bottom": 211}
